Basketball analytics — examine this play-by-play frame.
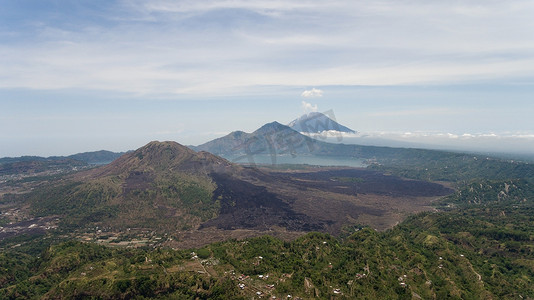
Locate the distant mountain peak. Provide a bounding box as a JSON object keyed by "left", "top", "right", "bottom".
{"left": 288, "top": 112, "right": 356, "bottom": 134}
{"left": 84, "top": 141, "right": 233, "bottom": 178}
{"left": 253, "top": 121, "right": 292, "bottom": 134}
{"left": 138, "top": 140, "right": 195, "bottom": 155}
{"left": 131, "top": 141, "right": 197, "bottom": 164}
{"left": 228, "top": 130, "right": 247, "bottom": 138}
{"left": 194, "top": 121, "right": 315, "bottom": 158}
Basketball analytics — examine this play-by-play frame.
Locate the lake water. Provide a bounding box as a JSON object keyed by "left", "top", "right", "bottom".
{"left": 225, "top": 154, "right": 367, "bottom": 168}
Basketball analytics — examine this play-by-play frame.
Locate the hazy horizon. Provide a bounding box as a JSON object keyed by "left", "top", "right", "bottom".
{"left": 1, "top": 1, "right": 533, "bottom": 157}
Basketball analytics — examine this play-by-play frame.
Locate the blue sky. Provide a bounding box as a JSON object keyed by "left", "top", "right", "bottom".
{"left": 1, "top": 0, "right": 534, "bottom": 156}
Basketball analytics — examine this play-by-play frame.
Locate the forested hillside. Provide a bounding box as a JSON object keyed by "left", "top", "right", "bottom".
{"left": 2, "top": 141, "right": 533, "bottom": 299}
{"left": 2, "top": 179, "right": 532, "bottom": 299}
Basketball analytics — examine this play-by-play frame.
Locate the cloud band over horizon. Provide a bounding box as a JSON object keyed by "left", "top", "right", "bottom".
{"left": 1, "top": 0, "right": 534, "bottom": 96}
{"left": 1, "top": 1, "right": 533, "bottom": 157}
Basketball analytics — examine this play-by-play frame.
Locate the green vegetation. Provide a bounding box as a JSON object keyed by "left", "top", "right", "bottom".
{"left": 369, "top": 152, "right": 534, "bottom": 182}
{"left": 2, "top": 141, "right": 534, "bottom": 298}
{"left": 154, "top": 174, "right": 218, "bottom": 221}
{"left": 10, "top": 170, "right": 218, "bottom": 232}
{"left": 68, "top": 150, "right": 124, "bottom": 165}
{"left": 0, "top": 216, "right": 8, "bottom": 226}
{"left": 2, "top": 181, "right": 533, "bottom": 299}
{"left": 0, "top": 158, "right": 87, "bottom": 176}
{"left": 442, "top": 178, "right": 534, "bottom": 206}
{"left": 0, "top": 239, "right": 241, "bottom": 299}
{"left": 24, "top": 180, "right": 121, "bottom": 229}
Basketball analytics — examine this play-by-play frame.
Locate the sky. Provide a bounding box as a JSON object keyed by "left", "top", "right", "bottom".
{"left": 1, "top": 0, "right": 534, "bottom": 157}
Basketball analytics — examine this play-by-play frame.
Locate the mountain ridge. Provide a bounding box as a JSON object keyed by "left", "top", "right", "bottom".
{"left": 193, "top": 121, "right": 317, "bottom": 157}
{"left": 82, "top": 141, "right": 233, "bottom": 178}
{"left": 0, "top": 150, "right": 125, "bottom": 165}
{"left": 288, "top": 111, "right": 356, "bottom": 134}
{"left": 193, "top": 120, "right": 427, "bottom": 160}
{"left": 11, "top": 140, "right": 454, "bottom": 244}
{"left": 29, "top": 141, "right": 334, "bottom": 234}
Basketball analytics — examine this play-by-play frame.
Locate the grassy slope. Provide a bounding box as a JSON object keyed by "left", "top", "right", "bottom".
{"left": 14, "top": 142, "right": 222, "bottom": 232}
{"left": 2, "top": 181, "right": 533, "bottom": 299}
{"left": 2, "top": 142, "right": 534, "bottom": 299}
{"left": 21, "top": 172, "right": 217, "bottom": 232}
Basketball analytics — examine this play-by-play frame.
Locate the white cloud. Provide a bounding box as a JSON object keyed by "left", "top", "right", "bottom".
{"left": 301, "top": 88, "right": 323, "bottom": 98}
{"left": 301, "top": 100, "right": 318, "bottom": 113}
{"left": 1, "top": 1, "right": 534, "bottom": 95}
{"left": 361, "top": 130, "right": 534, "bottom": 141}
{"left": 301, "top": 130, "right": 358, "bottom": 138}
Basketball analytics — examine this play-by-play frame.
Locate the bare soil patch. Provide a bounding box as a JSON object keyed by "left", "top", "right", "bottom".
{"left": 200, "top": 167, "right": 453, "bottom": 235}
